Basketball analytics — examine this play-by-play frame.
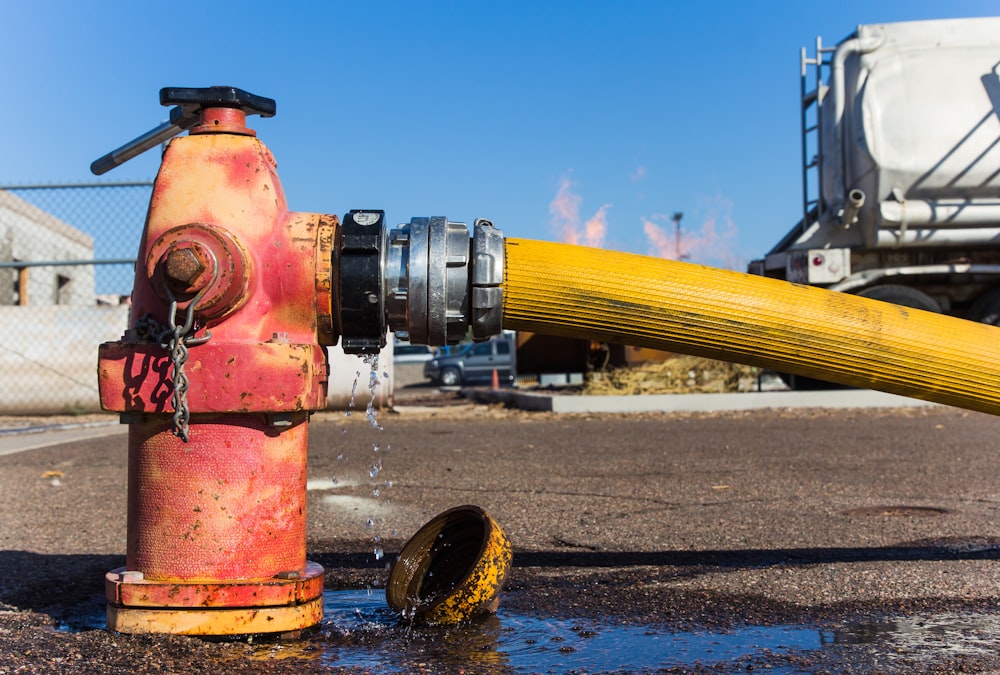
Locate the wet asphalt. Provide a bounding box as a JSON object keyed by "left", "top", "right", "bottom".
{"left": 3, "top": 394, "right": 1000, "bottom": 672}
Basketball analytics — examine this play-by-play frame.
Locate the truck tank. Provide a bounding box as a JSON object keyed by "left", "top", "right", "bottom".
{"left": 751, "top": 17, "right": 1000, "bottom": 329}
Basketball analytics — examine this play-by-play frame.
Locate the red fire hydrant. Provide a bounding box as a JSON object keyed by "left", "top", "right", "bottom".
{"left": 93, "top": 87, "right": 504, "bottom": 635}
{"left": 96, "top": 87, "right": 334, "bottom": 635}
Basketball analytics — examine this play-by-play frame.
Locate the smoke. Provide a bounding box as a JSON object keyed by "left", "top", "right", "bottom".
{"left": 549, "top": 175, "right": 610, "bottom": 248}
{"left": 547, "top": 175, "right": 743, "bottom": 269}
{"left": 583, "top": 203, "right": 610, "bottom": 248}
{"left": 549, "top": 176, "right": 582, "bottom": 245}
{"left": 642, "top": 217, "right": 673, "bottom": 257}
{"left": 642, "top": 196, "right": 742, "bottom": 270}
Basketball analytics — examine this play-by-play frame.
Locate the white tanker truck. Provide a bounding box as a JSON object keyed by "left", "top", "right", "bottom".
{"left": 749, "top": 17, "right": 1000, "bottom": 334}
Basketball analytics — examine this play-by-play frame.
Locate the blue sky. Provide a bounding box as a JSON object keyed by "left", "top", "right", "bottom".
{"left": 2, "top": 1, "right": 998, "bottom": 270}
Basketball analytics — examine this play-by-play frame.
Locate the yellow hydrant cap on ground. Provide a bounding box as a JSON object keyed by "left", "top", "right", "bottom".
{"left": 386, "top": 505, "right": 512, "bottom": 625}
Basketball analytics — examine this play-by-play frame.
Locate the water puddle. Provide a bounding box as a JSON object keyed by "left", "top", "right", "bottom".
{"left": 54, "top": 590, "right": 1000, "bottom": 671}
{"left": 239, "top": 590, "right": 1000, "bottom": 672}
{"left": 250, "top": 589, "right": 821, "bottom": 673}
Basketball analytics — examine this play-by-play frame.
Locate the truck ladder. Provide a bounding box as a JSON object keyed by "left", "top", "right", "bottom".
{"left": 800, "top": 37, "right": 835, "bottom": 234}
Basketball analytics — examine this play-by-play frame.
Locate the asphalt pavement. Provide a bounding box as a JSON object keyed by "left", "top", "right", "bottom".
{"left": 3, "top": 397, "right": 1000, "bottom": 672}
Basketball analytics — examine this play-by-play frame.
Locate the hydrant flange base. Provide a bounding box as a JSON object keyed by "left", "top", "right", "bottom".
{"left": 105, "top": 562, "right": 324, "bottom": 609}
{"left": 105, "top": 562, "right": 324, "bottom": 635}
{"left": 106, "top": 597, "right": 323, "bottom": 636}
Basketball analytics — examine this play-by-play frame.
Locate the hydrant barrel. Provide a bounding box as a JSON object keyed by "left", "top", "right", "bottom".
{"left": 126, "top": 416, "right": 309, "bottom": 579}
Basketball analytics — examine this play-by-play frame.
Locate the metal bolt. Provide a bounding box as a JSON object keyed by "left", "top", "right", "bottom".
{"left": 275, "top": 570, "right": 301, "bottom": 580}
{"left": 118, "top": 570, "right": 145, "bottom": 583}
{"left": 164, "top": 246, "right": 207, "bottom": 287}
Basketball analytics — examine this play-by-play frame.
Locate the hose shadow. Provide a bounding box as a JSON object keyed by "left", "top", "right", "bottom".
{"left": 512, "top": 541, "right": 1000, "bottom": 570}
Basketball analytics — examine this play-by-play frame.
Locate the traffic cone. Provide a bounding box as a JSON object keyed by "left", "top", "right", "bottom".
{"left": 491, "top": 368, "right": 499, "bottom": 390}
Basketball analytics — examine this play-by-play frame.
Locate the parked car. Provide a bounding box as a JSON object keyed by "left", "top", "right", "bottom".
{"left": 392, "top": 342, "right": 435, "bottom": 364}
{"left": 423, "top": 336, "right": 515, "bottom": 386}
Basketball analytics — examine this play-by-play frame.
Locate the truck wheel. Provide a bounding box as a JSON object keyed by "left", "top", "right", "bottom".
{"left": 968, "top": 288, "right": 1000, "bottom": 325}
{"left": 440, "top": 367, "right": 462, "bottom": 387}
{"left": 856, "top": 284, "right": 942, "bottom": 313}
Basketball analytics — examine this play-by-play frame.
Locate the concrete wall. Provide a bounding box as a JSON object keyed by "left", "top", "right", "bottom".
{"left": 0, "top": 305, "right": 129, "bottom": 414}
{"left": 0, "top": 191, "right": 95, "bottom": 306}
{"left": 0, "top": 304, "right": 395, "bottom": 414}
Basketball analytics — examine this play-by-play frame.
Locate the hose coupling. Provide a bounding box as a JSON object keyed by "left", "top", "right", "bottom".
{"left": 336, "top": 212, "right": 504, "bottom": 353}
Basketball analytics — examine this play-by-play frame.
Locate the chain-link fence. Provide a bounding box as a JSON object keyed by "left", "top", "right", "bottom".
{"left": 0, "top": 182, "right": 153, "bottom": 414}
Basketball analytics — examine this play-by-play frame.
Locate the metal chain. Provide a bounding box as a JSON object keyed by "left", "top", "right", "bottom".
{"left": 136, "top": 294, "right": 212, "bottom": 443}
{"left": 165, "top": 300, "right": 192, "bottom": 442}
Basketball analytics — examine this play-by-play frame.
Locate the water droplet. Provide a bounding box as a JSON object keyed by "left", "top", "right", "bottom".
{"left": 362, "top": 353, "right": 384, "bottom": 431}
{"left": 374, "top": 546, "right": 384, "bottom": 561}
{"left": 373, "top": 487, "right": 380, "bottom": 498}
{"left": 365, "top": 518, "right": 373, "bottom": 530}
{"left": 346, "top": 369, "right": 361, "bottom": 417}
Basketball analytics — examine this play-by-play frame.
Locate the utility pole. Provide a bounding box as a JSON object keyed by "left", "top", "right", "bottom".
{"left": 672, "top": 212, "right": 684, "bottom": 260}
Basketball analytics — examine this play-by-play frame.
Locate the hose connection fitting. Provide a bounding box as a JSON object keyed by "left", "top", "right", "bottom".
{"left": 337, "top": 213, "right": 505, "bottom": 353}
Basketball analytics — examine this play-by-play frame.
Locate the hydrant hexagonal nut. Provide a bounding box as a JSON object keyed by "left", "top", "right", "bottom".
{"left": 164, "top": 246, "right": 207, "bottom": 287}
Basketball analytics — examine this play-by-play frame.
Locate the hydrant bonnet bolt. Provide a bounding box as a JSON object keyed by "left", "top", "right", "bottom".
{"left": 164, "top": 244, "right": 209, "bottom": 290}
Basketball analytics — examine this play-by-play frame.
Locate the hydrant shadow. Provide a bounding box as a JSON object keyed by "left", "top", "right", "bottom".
{"left": 0, "top": 551, "right": 122, "bottom": 628}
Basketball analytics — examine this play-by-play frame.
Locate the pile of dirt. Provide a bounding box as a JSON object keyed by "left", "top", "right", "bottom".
{"left": 583, "top": 355, "right": 760, "bottom": 395}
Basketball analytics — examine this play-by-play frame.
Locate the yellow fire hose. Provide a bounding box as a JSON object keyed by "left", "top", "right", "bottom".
{"left": 502, "top": 239, "right": 1000, "bottom": 416}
